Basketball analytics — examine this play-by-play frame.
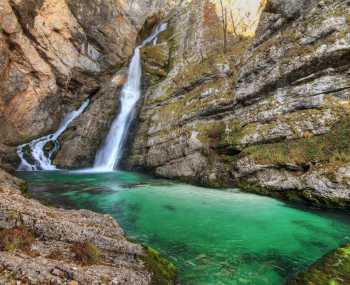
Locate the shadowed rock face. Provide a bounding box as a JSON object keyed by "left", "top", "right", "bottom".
{"left": 53, "top": 71, "right": 127, "bottom": 169}
{"left": 265, "top": 0, "right": 313, "bottom": 18}
{"left": 124, "top": 0, "right": 350, "bottom": 208}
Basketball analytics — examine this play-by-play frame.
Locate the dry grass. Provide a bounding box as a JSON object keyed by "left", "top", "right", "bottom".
{"left": 0, "top": 227, "right": 35, "bottom": 253}
{"left": 71, "top": 241, "right": 101, "bottom": 266}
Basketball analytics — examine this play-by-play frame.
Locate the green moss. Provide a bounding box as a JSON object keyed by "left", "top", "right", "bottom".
{"left": 158, "top": 24, "right": 174, "bottom": 44}
{"left": 19, "top": 181, "right": 28, "bottom": 195}
{"left": 150, "top": 80, "right": 233, "bottom": 139}
{"left": 141, "top": 43, "right": 170, "bottom": 86}
{"left": 43, "top": 141, "right": 56, "bottom": 157}
{"left": 141, "top": 245, "right": 176, "bottom": 285}
{"left": 243, "top": 114, "right": 350, "bottom": 167}
{"left": 286, "top": 244, "right": 350, "bottom": 285}
{"left": 196, "top": 121, "right": 225, "bottom": 145}
{"left": 221, "top": 120, "right": 245, "bottom": 146}
{"left": 148, "top": 51, "right": 231, "bottom": 105}
{"left": 142, "top": 45, "right": 169, "bottom": 65}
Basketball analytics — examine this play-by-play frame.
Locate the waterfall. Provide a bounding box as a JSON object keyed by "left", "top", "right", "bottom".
{"left": 17, "top": 100, "right": 89, "bottom": 171}
{"left": 94, "top": 23, "right": 167, "bottom": 171}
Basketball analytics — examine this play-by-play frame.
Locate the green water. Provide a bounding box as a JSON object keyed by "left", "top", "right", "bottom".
{"left": 20, "top": 170, "right": 350, "bottom": 285}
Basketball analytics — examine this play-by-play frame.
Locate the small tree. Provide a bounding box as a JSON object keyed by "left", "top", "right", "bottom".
{"left": 219, "top": 0, "right": 228, "bottom": 52}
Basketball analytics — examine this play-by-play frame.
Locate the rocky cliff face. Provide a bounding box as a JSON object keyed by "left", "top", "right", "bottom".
{"left": 0, "top": 1, "right": 182, "bottom": 283}
{"left": 0, "top": 0, "right": 183, "bottom": 169}
{"left": 42, "top": 0, "right": 185, "bottom": 169}
{"left": 124, "top": 0, "right": 241, "bottom": 182}
{"left": 125, "top": 0, "right": 350, "bottom": 208}
{"left": 0, "top": 0, "right": 133, "bottom": 168}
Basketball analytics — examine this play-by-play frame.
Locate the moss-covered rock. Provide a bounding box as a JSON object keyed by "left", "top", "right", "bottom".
{"left": 43, "top": 141, "right": 56, "bottom": 157}
{"left": 141, "top": 43, "right": 170, "bottom": 85}
{"left": 243, "top": 113, "right": 350, "bottom": 168}
{"left": 141, "top": 245, "right": 177, "bottom": 285}
{"left": 286, "top": 244, "right": 350, "bottom": 285}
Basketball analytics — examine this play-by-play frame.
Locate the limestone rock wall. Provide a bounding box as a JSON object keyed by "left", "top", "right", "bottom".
{"left": 0, "top": 0, "right": 136, "bottom": 172}
{"left": 124, "top": 0, "right": 247, "bottom": 184}
{"left": 125, "top": 0, "right": 350, "bottom": 208}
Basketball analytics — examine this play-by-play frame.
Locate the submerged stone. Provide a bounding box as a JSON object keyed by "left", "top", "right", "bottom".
{"left": 286, "top": 244, "right": 350, "bottom": 285}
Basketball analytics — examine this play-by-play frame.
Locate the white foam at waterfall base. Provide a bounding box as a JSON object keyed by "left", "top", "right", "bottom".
{"left": 17, "top": 100, "right": 89, "bottom": 171}
{"left": 93, "top": 23, "right": 167, "bottom": 172}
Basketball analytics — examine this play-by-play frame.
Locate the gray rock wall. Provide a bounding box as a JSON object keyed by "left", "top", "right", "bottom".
{"left": 125, "top": 0, "right": 350, "bottom": 208}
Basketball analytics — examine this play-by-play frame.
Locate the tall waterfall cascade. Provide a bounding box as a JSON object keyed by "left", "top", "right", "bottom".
{"left": 93, "top": 23, "right": 167, "bottom": 171}
{"left": 17, "top": 100, "right": 89, "bottom": 171}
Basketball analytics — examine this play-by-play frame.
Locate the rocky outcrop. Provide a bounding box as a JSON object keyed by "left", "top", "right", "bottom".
{"left": 125, "top": 0, "right": 350, "bottom": 208}
{"left": 0, "top": 169, "right": 176, "bottom": 284}
{"left": 285, "top": 244, "right": 350, "bottom": 285}
{"left": 229, "top": 0, "right": 350, "bottom": 206}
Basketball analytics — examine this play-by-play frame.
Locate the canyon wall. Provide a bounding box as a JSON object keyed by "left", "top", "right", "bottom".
{"left": 0, "top": 0, "right": 132, "bottom": 169}
{"left": 125, "top": 0, "right": 350, "bottom": 208}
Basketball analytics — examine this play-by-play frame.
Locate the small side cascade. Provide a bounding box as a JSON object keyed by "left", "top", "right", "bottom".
{"left": 93, "top": 23, "right": 167, "bottom": 171}
{"left": 17, "top": 100, "right": 89, "bottom": 171}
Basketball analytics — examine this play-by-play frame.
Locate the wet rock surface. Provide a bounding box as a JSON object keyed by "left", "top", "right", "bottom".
{"left": 54, "top": 71, "right": 127, "bottom": 168}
